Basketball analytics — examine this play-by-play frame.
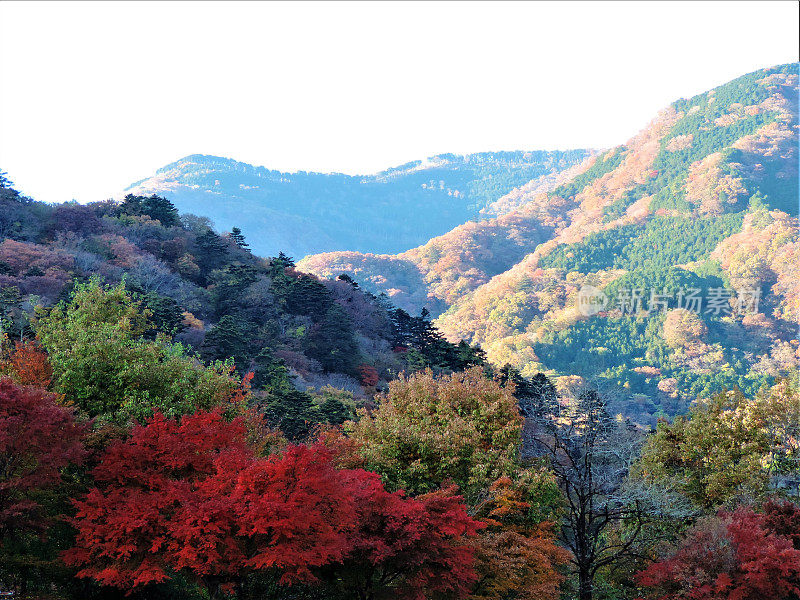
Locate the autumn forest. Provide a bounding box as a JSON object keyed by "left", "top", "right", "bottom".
{"left": 0, "top": 44, "right": 799, "bottom": 600}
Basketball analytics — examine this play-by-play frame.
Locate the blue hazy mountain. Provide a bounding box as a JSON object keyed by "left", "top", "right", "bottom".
{"left": 125, "top": 150, "right": 592, "bottom": 257}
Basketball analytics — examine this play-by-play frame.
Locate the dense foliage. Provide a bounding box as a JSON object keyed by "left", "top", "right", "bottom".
{"left": 347, "top": 367, "right": 523, "bottom": 500}
{"left": 66, "top": 410, "right": 482, "bottom": 600}
{"left": 636, "top": 502, "right": 800, "bottom": 600}
{"left": 540, "top": 214, "right": 745, "bottom": 273}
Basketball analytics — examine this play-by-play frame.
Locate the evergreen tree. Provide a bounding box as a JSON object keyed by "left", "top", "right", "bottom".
{"left": 317, "top": 393, "right": 352, "bottom": 425}
{"left": 137, "top": 291, "right": 186, "bottom": 337}
{"left": 229, "top": 227, "right": 250, "bottom": 251}
{"left": 251, "top": 348, "right": 293, "bottom": 391}
{"left": 307, "top": 304, "right": 360, "bottom": 373}
{"left": 141, "top": 194, "right": 180, "bottom": 228}
{"left": 195, "top": 229, "right": 230, "bottom": 278}
{"left": 527, "top": 372, "right": 560, "bottom": 418}
{"left": 263, "top": 388, "right": 320, "bottom": 441}
{"left": 269, "top": 251, "right": 295, "bottom": 276}
{"left": 118, "top": 194, "right": 180, "bottom": 227}
{"left": 337, "top": 273, "right": 358, "bottom": 287}
{"left": 210, "top": 263, "right": 259, "bottom": 317}
{"left": 200, "top": 315, "right": 249, "bottom": 369}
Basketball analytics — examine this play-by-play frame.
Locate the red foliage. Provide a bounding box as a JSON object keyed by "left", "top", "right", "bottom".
{"left": 0, "top": 377, "right": 86, "bottom": 539}
{"left": 6, "top": 339, "right": 53, "bottom": 388}
{"left": 66, "top": 410, "right": 482, "bottom": 597}
{"left": 66, "top": 411, "right": 355, "bottom": 591}
{"left": 763, "top": 498, "right": 800, "bottom": 550}
{"left": 232, "top": 444, "right": 357, "bottom": 582}
{"left": 636, "top": 503, "right": 800, "bottom": 600}
{"left": 332, "top": 471, "right": 482, "bottom": 599}
{"left": 65, "top": 411, "right": 252, "bottom": 590}
{"left": 357, "top": 363, "right": 380, "bottom": 387}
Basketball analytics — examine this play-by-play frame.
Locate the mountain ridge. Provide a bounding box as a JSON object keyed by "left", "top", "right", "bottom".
{"left": 125, "top": 149, "right": 594, "bottom": 258}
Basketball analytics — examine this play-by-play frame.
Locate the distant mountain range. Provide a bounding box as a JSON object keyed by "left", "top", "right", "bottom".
{"left": 300, "top": 63, "right": 799, "bottom": 422}
{"left": 125, "top": 150, "right": 593, "bottom": 257}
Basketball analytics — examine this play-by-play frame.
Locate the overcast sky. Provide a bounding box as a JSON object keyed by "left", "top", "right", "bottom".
{"left": 0, "top": 1, "right": 797, "bottom": 203}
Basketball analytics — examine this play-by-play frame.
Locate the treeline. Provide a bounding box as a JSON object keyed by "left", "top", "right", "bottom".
{"left": 124, "top": 150, "right": 591, "bottom": 257}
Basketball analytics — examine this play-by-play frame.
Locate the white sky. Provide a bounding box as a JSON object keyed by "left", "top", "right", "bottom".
{"left": 0, "top": 1, "right": 797, "bottom": 203}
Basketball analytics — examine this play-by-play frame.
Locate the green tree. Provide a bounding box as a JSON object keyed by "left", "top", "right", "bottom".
{"left": 633, "top": 381, "right": 800, "bottom": 509}
{"left": 251, "top": 347, "right": 293, "bottom": 391}
{"left": 208, "top": 263, "right": 259, "bottom": 317}
{"left": 271, "top": 251, "right": 294, "bottom": 270}
{"left": 35, "top": 280, "right": 244, "bottom": 423}
{"left": 195, "top": 229, "right": 230, "bottom": 279}
{"left": 263, "top": 388, "right": 320, "bottom": 441}
{"left": 201, "top": 315, "right": 249, "bottom": 369}
{"left": 307, "top": 304, "right": 360, "bottom": 373}
{"left": 312, "top": 385, "right": 355, "bottom": 425}
{"left": 228, "top": 226, "right": 250, "bottom": 251}
{"left": 134, "top": 290, "right": 186, "bottom": 337}
{"left": 118, "top": 194, "right": 180, "bottom": 227}
{"left": 347, "top": 367, "right": 522, "bottom": 501}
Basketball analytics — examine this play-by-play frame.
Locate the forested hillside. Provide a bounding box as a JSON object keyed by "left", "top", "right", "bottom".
{"left": 0, "top": 180, "right": 494, "bottom": 406}
{"left": 125, "top": 150, "right": 592, "bottom": 257}
{"left": 302, "top": 63, "right": 800, "bottom": 423}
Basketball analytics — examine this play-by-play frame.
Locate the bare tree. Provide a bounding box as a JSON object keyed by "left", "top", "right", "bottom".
{"left": 524, "top": 386, "right": 693, "bottom": 600}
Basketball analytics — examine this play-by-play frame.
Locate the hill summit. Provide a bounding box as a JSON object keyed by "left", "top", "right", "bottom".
{"left": 125, "top": 150, "right": 593, "bottom": 257}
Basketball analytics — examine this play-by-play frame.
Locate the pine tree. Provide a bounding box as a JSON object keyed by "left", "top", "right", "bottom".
{"left": 229, "top": 227, "right": 250, "bottom": 251}
{"left": 200, "top": 315, "right": 249, "bottom": 369}
{"left": 141, "top": 195, "right": 180, "bottom": 227}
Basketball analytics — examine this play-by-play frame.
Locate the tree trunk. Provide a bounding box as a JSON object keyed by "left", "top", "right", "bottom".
{"left": 578, "top": 567, "right": 593, "bottom": 600}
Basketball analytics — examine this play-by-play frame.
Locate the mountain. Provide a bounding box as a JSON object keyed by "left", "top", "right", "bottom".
{"left": 300, "top": 63, "right": 800, "bottom": 423}
{"left": 124, "top": 150, "right": 593, "bottom": 258}
{"left": 298, "top": 158, "right": 592, "bottom": 316}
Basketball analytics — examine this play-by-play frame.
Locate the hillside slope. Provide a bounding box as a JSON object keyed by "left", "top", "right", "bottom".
{"left": 303, "top": 63, "right": 800, "bottom": 422}
{"left": 0, "top": 182, "right": 493, "bottom": 407}
{"left": 298, "top": 156, "right": 595, "bottom": 314}
{"left": 125, "top": 150, "right": 591, "bottom": 258}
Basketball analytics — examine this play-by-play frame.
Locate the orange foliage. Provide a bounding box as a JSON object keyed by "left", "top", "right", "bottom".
{"left": 357, "top": 364, "right": 379, "bottom": 387}
{"left": 314, "top": 425, "right": 367, "bottom": 470}
{"left": 6, "top": 340, "right": 53, "bottom": 389}
{"left": 470, "top": 477, "right": 569, "bottom": 600}
{"left": 0, "top": 239, "right": 74, "bottom": 274}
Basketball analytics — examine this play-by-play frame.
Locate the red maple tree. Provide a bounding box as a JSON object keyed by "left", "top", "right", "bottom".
{"left": 763, "top": 498, "right": 800, "bottom": 550}
{"left": 0, "top": 377, "right": 86, "bottom": 541}
{"left": 636, "top": 502, "right": 800, "bottom": 600}
{"left": 231, "top": 444, "right": 358, "bottom": 582}
{"left": 66, "top": 410, "right": 362, "bottom": 596}
{"left": 66, "top": 409, "right": 482, "bottom": 598}
{"left": 64, "top": 411, "right": 252, "bottom": 594}
{"left": 326, "top": 470, "right": 482, "bottom": 599}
